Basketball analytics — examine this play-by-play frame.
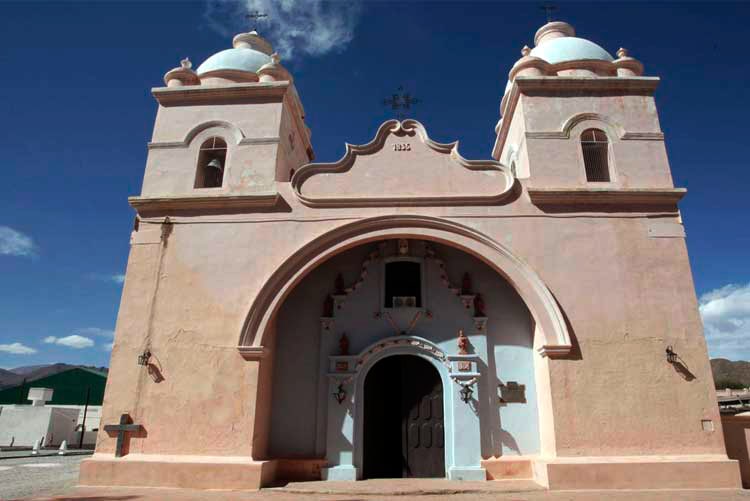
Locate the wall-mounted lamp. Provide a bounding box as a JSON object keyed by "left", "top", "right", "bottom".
{"left": 459, "top": 383, "right": 474, "bottom": 403}
{"left": 137, "top": 349, "right": 152, "bottom": 367}
{"left": 666, "top": 345, "right": 677, "bottom": 364}
{"left": 333, "top": 383, "right": 347, "bottom": 404}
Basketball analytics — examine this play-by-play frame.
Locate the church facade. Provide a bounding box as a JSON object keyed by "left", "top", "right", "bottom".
{"left": 80, "top": 22, "right": 742, "bottom": 490}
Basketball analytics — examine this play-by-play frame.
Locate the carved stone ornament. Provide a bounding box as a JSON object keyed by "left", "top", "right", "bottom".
{"left": 398, "top": 238, "right": 409, "bottom": 256}
{"left": 462, "top": 273, "right": 472, "bottom": 295}
{"left": 457, "top": 329, "right": 469, "bottom": 355}
{"left": 339, "top": 332, "right": 350, "bottom": 356}
{"left": 473, "top": 294, "right": 486, "bottom": 317}
{"left": 473, "top": 317, "right": 488, "bottom": 332}
{"left": 323, "top": 295, "right": 334, "bottom": 318}
{"left": 291, "top": 119, "right": 515, "bottom": 207}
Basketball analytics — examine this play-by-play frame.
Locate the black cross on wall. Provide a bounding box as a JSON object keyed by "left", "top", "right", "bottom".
{"left": 104, "top": 413, "right": 143, "bottom": 458}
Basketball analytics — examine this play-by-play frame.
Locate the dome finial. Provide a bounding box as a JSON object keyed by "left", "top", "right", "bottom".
{"left": 180, "top": 57, "right": 192, "bottom": 70}
{"left": 521, "top": 45, "right": 531, "bottom": 57}
{"left": 617, "top": 47, "right": 629, "bottom": 58}
{"left": 534, "top": 21, "right": 576, "bottom": 46}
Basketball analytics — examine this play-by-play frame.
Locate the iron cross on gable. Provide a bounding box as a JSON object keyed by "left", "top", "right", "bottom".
{"left": 103, "top": 413, "right": 143, "bottom": 458}
{"left": 382, "top": 86, "right": 421, "bottom": 118}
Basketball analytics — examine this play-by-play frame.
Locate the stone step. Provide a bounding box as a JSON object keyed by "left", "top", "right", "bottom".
{"left": 270, "top": 478, "right": 546, "bottom": 496}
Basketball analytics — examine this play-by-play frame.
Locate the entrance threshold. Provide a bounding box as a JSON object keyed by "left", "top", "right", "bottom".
{"left": 269, "top": 478, "right": 545, "bottom": 496}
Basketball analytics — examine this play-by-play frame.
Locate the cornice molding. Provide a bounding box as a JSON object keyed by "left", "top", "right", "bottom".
{"left": 292, "top": 119, "right": 515, "bottom": 208}
{"left": 237, "top": 346, "right": 268, "bottom": 361}
{"left": 148, "top": 136, "right": 281, "bottom": 150}
{"left": 527, "top": 187, "right": 686, "bottom": 205}
{"left": 514, "top": 76, "right": 660, "bottom": 93}
{"left": 128, "top": 192, "right": 279, "bottom": 214}
{"left": 152, "top": 81, "right": 290, "bottom": 106}
{"left": 538, "top": 344, "right": 574, "bottom": 358}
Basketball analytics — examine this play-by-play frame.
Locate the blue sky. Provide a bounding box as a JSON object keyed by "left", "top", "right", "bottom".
{"left": 0, "top": 1, "right": 748, "bottom": 368}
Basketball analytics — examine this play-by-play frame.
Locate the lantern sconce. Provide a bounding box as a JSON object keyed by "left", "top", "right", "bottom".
{"left": 666, "top": 345, "right": 678, "bottom": 364}
{"left": 333, "top": 383, "right": 347, "bottom": 405}
{"left": 459, "top": 383, "right": 474, "bottom": 403}
{"left": 137, "top": 349, "right": 152, "bottom": 367}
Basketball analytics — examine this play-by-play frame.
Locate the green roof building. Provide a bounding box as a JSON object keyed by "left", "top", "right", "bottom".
{"left": 0, "top": 367, "right": 107, "bottom": 406}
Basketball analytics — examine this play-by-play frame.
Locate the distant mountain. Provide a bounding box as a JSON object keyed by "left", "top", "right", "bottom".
{"left": 9, "top": 364, "right": 55, "bottom": 376}
{"left": 0, "top": 363, "right": 108, "bottom": 390}
{"left": 711, "top": 358, "right": 750, "bottom": 389}
{"left": 0, "top": 368, "right": 24, "bottom": 389}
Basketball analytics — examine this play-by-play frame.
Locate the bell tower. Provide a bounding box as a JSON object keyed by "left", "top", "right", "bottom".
{"left": 493, "top": 21, "right": 681, "bottom": 201}
{"left": 133, "top": 31, "right": 313, "bottom": 212}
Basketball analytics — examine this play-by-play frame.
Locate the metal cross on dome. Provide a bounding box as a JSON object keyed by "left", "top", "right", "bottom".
{"left": 246, "top": 11, "right": 268, "bottom": 31}
{"left": 383, "top": 86, "right": 421, "bottom": 119}
{"left": 539, "top": 2, "right": 558, "bottom": 23}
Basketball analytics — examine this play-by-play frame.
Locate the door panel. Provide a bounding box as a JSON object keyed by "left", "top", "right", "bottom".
{"left": 363, "top": 355, "right": 445, "bottom": 479}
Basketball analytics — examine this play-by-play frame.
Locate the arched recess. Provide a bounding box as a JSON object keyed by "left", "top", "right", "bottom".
{"left": 560, "top": 112, "right": 625, "bottom": 140}
{"left": 237, "top": 215, "right": 572, "bottom": 359}
{"left": 183, "top": 120, "right": 245, "bottom": 147}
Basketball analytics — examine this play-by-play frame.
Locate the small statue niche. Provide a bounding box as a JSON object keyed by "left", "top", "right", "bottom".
{"left": 457, "top": 329, "right": 469, "bottom": 355}
{"left": 339, "top": 332, "right": 350, "bottom": 356}
{"left": 323, "top": 295, "right": 334, "bottom": 318}
{"left": 461, "top": 273, "right": 472, "bottom": 295}
{"left": 334, "top": 273, "right": 345, "bottom": 295}
{"left": 398, "top": 239, "right": 409, "bottom": 256}
{"left": 474, "top": 294, "right": 486, "bottom": 317}
{"left": 457, "top": 329, "right": 471, "bottom": 372}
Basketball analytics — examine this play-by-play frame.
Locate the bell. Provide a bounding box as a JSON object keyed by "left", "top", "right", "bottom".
{"left": 207, "top": 158, "right": 223, "bottom": 171}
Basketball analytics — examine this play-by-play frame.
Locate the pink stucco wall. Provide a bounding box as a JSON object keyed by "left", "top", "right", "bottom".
{"left": 82, "top": 25, "right": 741, "bottom": 489}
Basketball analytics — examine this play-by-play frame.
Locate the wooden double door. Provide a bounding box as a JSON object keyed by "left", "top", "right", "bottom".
{"left": 363, "top": 355, "right": 445, "bottom": 478}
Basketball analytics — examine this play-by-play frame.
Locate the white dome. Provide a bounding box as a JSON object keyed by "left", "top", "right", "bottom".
{"left": 530, "top": 37, "right": 613, "bottom": 65}
{"left": 196, "top": 32, "right": 274, "bottom": 76}
{"left": 196, "top": 48, "right": 272, "bottom": 75}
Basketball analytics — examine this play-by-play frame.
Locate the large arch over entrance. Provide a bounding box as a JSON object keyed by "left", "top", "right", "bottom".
{"left": 238, "top": 215, "right": 572, "bottom": 358}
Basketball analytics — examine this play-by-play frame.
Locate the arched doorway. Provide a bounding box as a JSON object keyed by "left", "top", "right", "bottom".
{"left": 363, "top": 355, "right": 445, "bottom": 479}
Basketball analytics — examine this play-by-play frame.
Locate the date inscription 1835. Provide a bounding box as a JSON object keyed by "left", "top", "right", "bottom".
{"left": 393, "top": 143, "right": 411, "bottom": 152}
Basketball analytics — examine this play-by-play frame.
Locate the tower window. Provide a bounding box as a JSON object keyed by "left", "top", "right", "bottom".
{"left": 580, "top": 129, "right": 610, "bottom": 182}
{"left": 194, "top": 137, "right": 227, "bottom": 188}
{"left": 384, "top": 261, "right": 422, "bottom": 308}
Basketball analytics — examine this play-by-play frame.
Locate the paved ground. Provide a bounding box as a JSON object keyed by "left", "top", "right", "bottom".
{"left": 0, "top": 454, "right": 83, "bottom": 500}
{"left": 0, "top": 450, "right": 93, "bottom": 460}
{"left": 2, "top": 460, "right": 748, "bottom": 501}
{"left": 24, "top": 485, "right": 750, "bottom": 501}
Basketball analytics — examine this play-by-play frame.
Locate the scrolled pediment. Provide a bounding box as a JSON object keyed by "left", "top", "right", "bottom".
{"left": 292, "top": 120, "right": 515, "bottom": 207}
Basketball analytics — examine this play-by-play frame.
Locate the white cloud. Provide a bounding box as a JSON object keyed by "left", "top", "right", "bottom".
{"left": 75, "top": 327, "right": 114, "bottom": 338}
{"left": 0, "top": 226, "right": 36, "bottom": 257}
{"left": 87, "top": 273, "right": 125, "bottom": 284}
{"left": 205, "top": 0, "right": 363, "bottom": 59}
{"left": 700, "top": 282, "right": 750, "bottom": 361}
{"left": 43, "top": 335, "right": 95, "bottom": 349}
{"left": 0, "top": 342, "right": 37, "bottom": 355}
